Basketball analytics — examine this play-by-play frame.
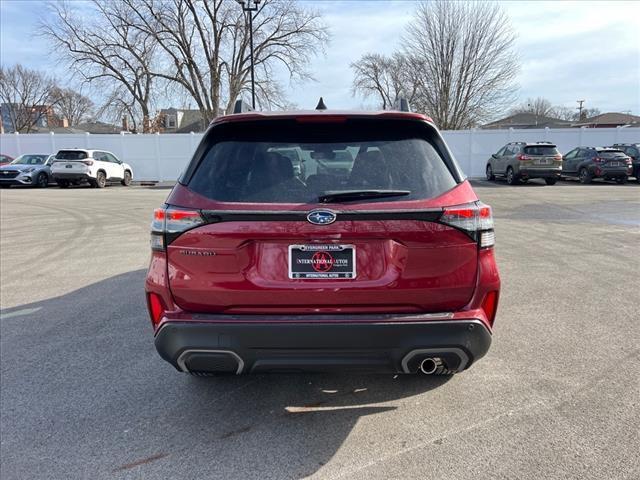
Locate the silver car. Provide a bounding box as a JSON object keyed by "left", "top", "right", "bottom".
{"left": 0, "top": 154, "right": 56, "bottom": 188}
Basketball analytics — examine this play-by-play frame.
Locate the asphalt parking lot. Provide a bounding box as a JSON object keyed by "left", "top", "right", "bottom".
{"left": 1, "top": 180, "right": 639, "bottom": 480}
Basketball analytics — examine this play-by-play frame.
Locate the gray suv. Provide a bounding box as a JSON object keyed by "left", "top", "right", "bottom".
{"left": 486, "top": 142, "right": 562, "bottom": 185}
{"left": 611, "top": 143, "right": 640, "bottom": 183}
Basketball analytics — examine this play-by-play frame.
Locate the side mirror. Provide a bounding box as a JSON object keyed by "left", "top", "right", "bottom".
{"left": 491, "top": 154, "right": 498, "bottom": 159}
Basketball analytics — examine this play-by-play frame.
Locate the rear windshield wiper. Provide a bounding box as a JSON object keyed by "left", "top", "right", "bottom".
{"left": 318, "top": 190, "right": 411, "bottom": 203}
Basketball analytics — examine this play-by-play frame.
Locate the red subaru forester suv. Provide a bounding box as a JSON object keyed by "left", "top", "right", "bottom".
{"left": 145, "top": 106, "right": 500, "bottom": 376}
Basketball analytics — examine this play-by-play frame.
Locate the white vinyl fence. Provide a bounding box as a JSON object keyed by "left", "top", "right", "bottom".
{"left": 1, "top": 127, "right": 638, "bottom": 181}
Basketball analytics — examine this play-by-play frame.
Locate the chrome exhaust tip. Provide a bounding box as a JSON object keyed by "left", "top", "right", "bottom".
{"left": 419, "top": 357, "right": 443, "bottom": 375}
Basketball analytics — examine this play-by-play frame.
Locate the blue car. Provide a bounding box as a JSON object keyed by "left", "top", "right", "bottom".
{"left": 0, "top": 154, "right": 56, "bottom": 188}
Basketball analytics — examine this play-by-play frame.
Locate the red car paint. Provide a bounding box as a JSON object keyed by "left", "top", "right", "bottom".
{"left": 145, "top": 109, "right": 500, "bottom": 375}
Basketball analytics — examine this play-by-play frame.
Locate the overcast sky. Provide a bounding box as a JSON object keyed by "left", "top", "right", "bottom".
{"left": 1, "top": 0, "right": 639, "bottom": 118}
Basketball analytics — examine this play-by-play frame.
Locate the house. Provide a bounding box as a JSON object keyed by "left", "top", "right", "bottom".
{"left": 157, "top": 108, "right": 207, "bottom": 133}
{"left": 572, "top": 112, "right": 640, "bottom": 128}
{"left": 480, "top": 113, "right": 572, "bottom": 130}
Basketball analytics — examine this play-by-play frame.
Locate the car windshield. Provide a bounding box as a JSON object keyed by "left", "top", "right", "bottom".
{"left": 524, "top": 146, "right": 559, "bottom": 155}
{"left": 188, "top": 119, "right": 457, "bottom": 204}
{"left": 55, "top": 150, "right": 88, "bottom": 160}
{"left": 11, "top": 155, "right": 48, "bottom": 165}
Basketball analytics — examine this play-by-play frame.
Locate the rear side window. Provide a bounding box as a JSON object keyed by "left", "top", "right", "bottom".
{"left": 524, "top": 146, "right": 559, "bottom": 156}
{"left": 188, "top": 119, "right": 458, "bottom": 203}
{"left": 56, "top": 150, "right": 88, "bottom": 160}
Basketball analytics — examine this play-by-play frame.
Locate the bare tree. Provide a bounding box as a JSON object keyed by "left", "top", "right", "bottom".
{"left": 0, "top": 64, "right": 57, "bottom": 133}
{"left": 351, "top": 53, "right": 421, "bottom": 109}
{"left": 50, "top": 87, "right": 94, "bottom": 126}
{"left": 401, "top": 1, "right": 518, "bottom": 129}
{"left": 118, "top": 0, "right": 328, "bottom": 121}
{"left": 510, "top": 97, "right": 555, "bottom": 117}
{"left": 550, "top": 105, "right": 575, "bottom": 121}
{"left": 41, "top": 1, "right": 156, "bottom": 131}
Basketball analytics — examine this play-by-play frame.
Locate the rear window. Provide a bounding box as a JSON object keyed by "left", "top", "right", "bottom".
{"left": 187, "top": 119, "right": 457, "bottom": 203}
{"left": 56, "top": 150, "right": 88, "bottom": 160}
{"left": 598, "top": 150, "right": 626, "bottom": 158}
{"left": 523, "top": 146, "right": 559, "bottom": 156}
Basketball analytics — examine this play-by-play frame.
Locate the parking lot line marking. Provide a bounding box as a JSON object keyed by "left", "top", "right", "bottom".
{"left": 0, "top": 307, "right": 42, "bottom": 320}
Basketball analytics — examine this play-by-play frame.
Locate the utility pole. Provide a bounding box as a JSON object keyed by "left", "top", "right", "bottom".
{"left": 576, "top": 100, "right": 585, "bottom": 120}
{"left": 236, "top": 0, "right": 261, "bottom": 109}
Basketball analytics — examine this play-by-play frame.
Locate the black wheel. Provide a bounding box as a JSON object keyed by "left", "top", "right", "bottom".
{"left": 36, "top": 172, "right": 48, "bottom": 188}
{"left": 121, "top": 170, "right": 132, "bottom": 186}
{"left": 486, "top": 164, "right": 495, "bottom": 181}
{"left": 615, "top": 177, "right": 628, "bottom": 184}
{"left": 58, "top": 180, "right": 69, "bottom": 188}
{"left": 506, "top": 167, "right": 519, "bottom": 185}
{"left": 0, "top": 184, "right": 10, "bottom": 189}
{"left": 95, "top": 171, "right": 107, "bottom": 188}
{"left": 579, "top": 168, "right": 592, "bottom": 184}
{"left": 545, "top": 178, "right": 558, "bottom": 185}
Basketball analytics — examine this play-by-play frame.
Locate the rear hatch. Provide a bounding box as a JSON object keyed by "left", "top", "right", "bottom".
{"left": 520, "top": 144, "right": 561, "bottom": 168}
{"left": 164, "top": 117, "right": 480, "bottom": 314}
{"left": 52, "top": 150, "right": 90, "bottom": 174}
{"left": 596, "top": 150, "right": 629, "bottom": 170}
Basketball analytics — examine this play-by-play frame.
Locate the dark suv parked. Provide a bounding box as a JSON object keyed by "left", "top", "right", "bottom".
{"left": 611, "top": 143, "right": 640, "bottom": 183}
{"left": 145, "top": 105, "right": 500, "bottom": 377}
{"left": 562, "top": 147, "right": 632, "bottom": 184}
{"left": 486, "top": 142, "right": 562, "bottom": 185}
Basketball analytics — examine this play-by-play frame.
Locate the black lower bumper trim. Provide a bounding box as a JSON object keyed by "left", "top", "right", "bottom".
{"left": 154, "top": 320, "right": 492, "bottom": 374}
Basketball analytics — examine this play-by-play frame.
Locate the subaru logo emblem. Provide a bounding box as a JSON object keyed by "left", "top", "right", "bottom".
{"left": 307, "top": 209, "right": 337, "bottom": 225}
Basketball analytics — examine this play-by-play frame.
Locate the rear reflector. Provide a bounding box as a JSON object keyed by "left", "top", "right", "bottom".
{"left": 481, "top": 291, "right": 499, "bottom": 326}
{"left": 147, "top": 292, "right": 166, "bottom": 326}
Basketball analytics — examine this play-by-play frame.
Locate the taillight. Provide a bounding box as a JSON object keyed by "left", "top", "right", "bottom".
{"left": 517, "top": 154, "right": 531, "bottom": 161}
{"left": 82, "top": 160, "right": 94, "bottom": 166}
{"left": 146, "top": 292, "right": 166, "bottom": 326}
{"left": 593, "top": 157, "right": 605, "bottom": 164}
{"left": 554, "top": 154, "right": 562, "bottom": 161}
{"left": 150, "top": 206, "right": 204, "bottom": 251}
{"left": 440, "top": 202, "right": 495, "bottom": 248}
{"left": 481, "top": 290, "right": 499, "bottom": 326}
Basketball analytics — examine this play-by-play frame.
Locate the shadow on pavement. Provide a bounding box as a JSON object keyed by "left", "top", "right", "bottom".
{"left": 0, "top": 270, "right": 450, "bottom": 479}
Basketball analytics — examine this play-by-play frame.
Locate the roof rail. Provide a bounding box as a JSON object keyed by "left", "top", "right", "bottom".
{"left": 393, "top": 97, "right": 411, "bottom": 112}
{"left": 233, "top": 99, "right": 254, "bottom": 114}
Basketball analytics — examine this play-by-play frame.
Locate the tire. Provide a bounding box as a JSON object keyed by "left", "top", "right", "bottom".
{"left": 486, "top": 164, "right": 495, "bottom": 181}
{"left": 506, "top": 167, "right": 519, "bottom": 185}
{"left": 545, "top": 178, "right": 558, "bottom": 186}
{"left": 121, "top": 170, "right": 132, "bottom": 186}
{"left": 615, "top": 177, "right": 628, "bottom": 185}
{"left": 36, "top": 172, "right": 48, "bottom": 188}
{"left": 95, "top": 171, "right": 107, "bottom": 188}
{"left": 58, "top": 180, "right": 69, "bottom": 188}
{"left": 0, "top": 184, "right": 10, "bottom": 189}
{"left": 579, "top": 168, "right": 592, "bottom": 184}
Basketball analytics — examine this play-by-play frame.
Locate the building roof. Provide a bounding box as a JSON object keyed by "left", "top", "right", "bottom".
{"left": 573, "top": 112, "right": 640, "bottom": 127}
{"left": 480, "top": 113, "right": 572, "bottom": 130}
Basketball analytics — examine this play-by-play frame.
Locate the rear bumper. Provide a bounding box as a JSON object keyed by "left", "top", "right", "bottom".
{"left": 52, "top": 172, "right": 91, "bottom": 181}
{"left": 154, "top": 317, "right": 492, "bottom": 375}
{"left": 518, "top": 167, "right": 561, "bottom": 178}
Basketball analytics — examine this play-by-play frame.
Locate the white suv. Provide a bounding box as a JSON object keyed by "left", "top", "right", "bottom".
{"left": 51, "top": 149, "right": 133, "bottom": 188}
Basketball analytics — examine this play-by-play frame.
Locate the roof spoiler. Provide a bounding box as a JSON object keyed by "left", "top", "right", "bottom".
{"left": 232, "top": 99, "right": 254, "bottom": 114}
